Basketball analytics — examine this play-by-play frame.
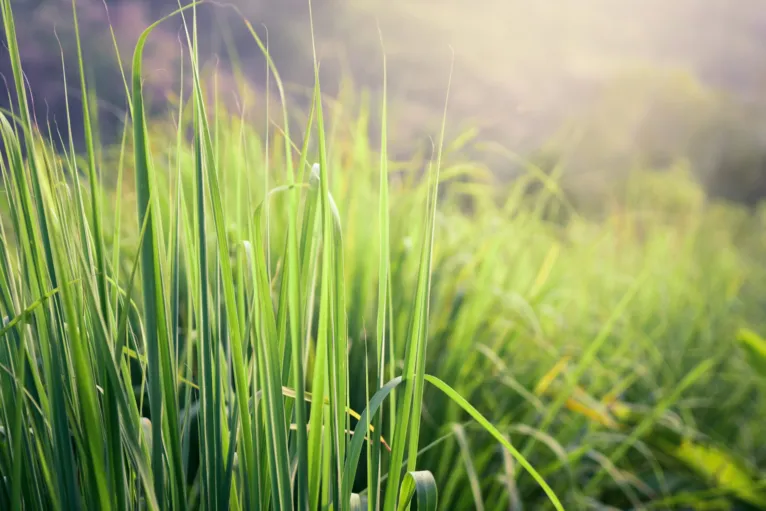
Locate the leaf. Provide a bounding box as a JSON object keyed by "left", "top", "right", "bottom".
{"left": 424, "top": 374, "right": 564, "bottom": 511}
{"left": 396, "top": 471, "right": 438, "bottom": 511}
{"left": 736, "top": 328, "right": 766, "bottom": 378}
{"left": 669, "top": 439, "right": 766, "bottom": 509}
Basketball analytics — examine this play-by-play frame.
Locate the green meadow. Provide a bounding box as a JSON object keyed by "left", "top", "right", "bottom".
{"left": 2, "top": 1, "right": 766, "bottom": 509}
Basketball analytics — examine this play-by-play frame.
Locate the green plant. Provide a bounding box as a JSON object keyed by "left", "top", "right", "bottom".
{"left": 3, "top": 1, "right": 766, "bottom": 510}
{"left": 0, "top": 1, "right": 562, "bottom": 509}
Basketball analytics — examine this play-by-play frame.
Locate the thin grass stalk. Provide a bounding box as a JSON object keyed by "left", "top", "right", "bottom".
{"left": 131, "top": 9, "right": 198, "bottom": 507}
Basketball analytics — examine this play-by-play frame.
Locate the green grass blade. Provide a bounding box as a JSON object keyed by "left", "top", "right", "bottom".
{"left": 396, "top": 471, "right": 438, "bottom": 511}
{"left": 453, "top": 424, "right": 484, "bottom": 511}
{"left": 372, "top": 25, "right": 391, "bottom": 511}
{"left": 130, "top": 6, "right": 199, "bottom": 506}
{"left": 736, "top": 328, "right": 766, "bottom": 378}
{"left": 70, "top": 0, "right": 110, "bottom": 328}
{"left": 306, "top": 3, "right": 345, "bottom": 501}
{"left": 383, "top": 48, "right": 454, "bottom": 511}
{"left": 424, "top": 375, "right": 564, "bottom": 511}
{"left": 343, "top": 376, "right": 404, "bottom": 506}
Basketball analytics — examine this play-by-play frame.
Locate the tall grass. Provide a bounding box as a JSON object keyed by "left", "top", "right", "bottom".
{"left": 0, "top": 0, "right": 562, "bottom": 509}
{"left": 2, "top": 1, "right": 766, "bottom": 510}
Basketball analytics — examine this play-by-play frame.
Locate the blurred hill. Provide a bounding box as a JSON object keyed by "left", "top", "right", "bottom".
{"left": 2, "top": 0, "right": 766, "bottom": 203}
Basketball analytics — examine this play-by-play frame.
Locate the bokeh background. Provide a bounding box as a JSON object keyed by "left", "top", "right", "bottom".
{"left": 2, "top": 0, "right": 766, "bottom": 204}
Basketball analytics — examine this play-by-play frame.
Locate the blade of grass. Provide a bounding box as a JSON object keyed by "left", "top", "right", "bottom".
{"left": 424, "top": 375, "right": 564, "bottom": 511}
{"left": 383, "top": 47, "right": 454, "bottom": 511}
{"left": 131, "top": 6, "right": 199, "bottom": 506}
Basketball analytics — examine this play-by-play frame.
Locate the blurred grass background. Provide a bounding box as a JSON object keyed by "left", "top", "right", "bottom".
{"left": 4, "top": 0, "right": 766, "bottom": 203}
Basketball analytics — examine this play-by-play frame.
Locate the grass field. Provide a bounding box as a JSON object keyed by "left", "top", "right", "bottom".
{"left": 2, "top": 1, "right": 766, "bottom": 509}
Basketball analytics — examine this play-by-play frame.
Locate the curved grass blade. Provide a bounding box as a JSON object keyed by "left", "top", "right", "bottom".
{"left": 396, "top": 471, "right": 438, "bottom": 511}
{"left": 424, "top": 374, "right": 564, "bottom": 511}
{"left": 130, "top": 4, "right": 200, "bottom": 505}
{"left": 736, "top": 328, "right": 766, "bottom": 378}
{"left": 343, "top": 376, "right": 403, "bottom": 507}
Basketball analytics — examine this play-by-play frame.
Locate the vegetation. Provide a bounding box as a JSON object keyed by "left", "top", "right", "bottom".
{"left": 2, "top": 1, "right": 766, "bottom": 510}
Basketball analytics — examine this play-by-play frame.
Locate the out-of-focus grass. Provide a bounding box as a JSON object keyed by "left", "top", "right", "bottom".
{"left": 2, "top": 1, "right": 766, "bottom": 510}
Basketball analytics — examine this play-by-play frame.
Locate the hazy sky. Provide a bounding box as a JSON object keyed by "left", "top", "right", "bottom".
{"left": 335, "top": 0, "right": 766, "bottom": 118}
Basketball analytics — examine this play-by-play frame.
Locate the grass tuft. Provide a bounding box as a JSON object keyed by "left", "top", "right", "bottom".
{"left": 1, "top": 1, "right": 766, "bottom": 510}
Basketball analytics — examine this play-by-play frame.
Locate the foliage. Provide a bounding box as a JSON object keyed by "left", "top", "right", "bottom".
{"left": 1, "top": 1, "right": 766, "bottom": 510}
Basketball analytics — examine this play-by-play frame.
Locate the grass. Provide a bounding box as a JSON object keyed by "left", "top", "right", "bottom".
{"left": 2, "top": 1, "right": 766, "bottom": 510}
